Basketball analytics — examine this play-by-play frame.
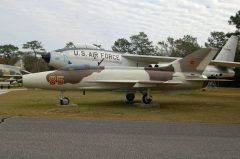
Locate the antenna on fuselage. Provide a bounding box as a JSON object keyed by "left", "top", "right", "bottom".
{"left": 98, "top": 58, "right": 105, "bottom": 66}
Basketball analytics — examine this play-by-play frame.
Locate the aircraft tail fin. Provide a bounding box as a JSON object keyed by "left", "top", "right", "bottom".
{"left": 172, "top": 48, "right": 218, "bottom": 73}
{"left": 14, "top": 59, "right": 24, "bottom": 70}
{"left": 214, "top": 35, "right": 239, "bottom": 62}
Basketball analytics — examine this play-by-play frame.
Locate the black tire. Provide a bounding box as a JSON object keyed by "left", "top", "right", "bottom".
{"left": 142, "top": 94, "right": 152, "bottom": 104}
{"left": 60, "top": 97, "right": 70, "bottom": 105}
{"left": 126, "top": 93, "right": 135, "bottom": 102}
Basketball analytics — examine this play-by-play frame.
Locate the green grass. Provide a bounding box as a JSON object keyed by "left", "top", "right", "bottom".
{"left": 0, "top": 88, "right": 240, "bottom": 123}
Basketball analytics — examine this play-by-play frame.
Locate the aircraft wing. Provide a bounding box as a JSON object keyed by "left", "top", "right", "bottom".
{"left": 87, "top": 80, "right": 183, "bottom": 88}
{"left": 2, "top": 75, "right": 22, "bottom": 78}
{"left": 209, "top": 60, "right": 240, "bottom": 68}
{"left": 122, "top": 54, "right": 180, "bottom": 63}
{"left": 87, "top": 78, "right": 232, "bottom": 89}
{"left": 133, "top": 80, "right": 183, "bottom": 88}
{"left": 123, "top": 54, "right": 240, "bottom": 68}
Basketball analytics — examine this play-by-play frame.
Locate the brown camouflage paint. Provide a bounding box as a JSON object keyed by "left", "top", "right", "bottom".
{"left": 46, "top": 65, "right": 104, "bottom": 84}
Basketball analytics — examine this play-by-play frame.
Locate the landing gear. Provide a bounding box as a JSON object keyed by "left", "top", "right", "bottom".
{"left": 142, "top": 94, "right": 152, "bottom": 104}
{"left": 126, "top": 93, "right": 135, "bottom": 102}
{"left": 59, "top": 91, "right": 70, "bottom": 105}
{"left": 142, "top": 89, "right": 152, "bottom": 104}
{"left": 60, "top": 97, "right": 70, "bottom": 105}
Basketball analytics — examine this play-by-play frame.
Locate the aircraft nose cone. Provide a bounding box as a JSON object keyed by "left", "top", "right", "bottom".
{"left": 42, "top": 53, "right": 51, "bottom": 63}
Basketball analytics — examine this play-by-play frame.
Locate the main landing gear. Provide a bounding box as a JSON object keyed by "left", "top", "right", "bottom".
{"left": 60, "top": 91, "right": 70, "bottom": 105}
{"left": 142, "top": 89, "right": 152, "bottom": 104}
{"left": 126, "top": 89, "right": 153, "bottom": 104}
{"left": 126, "top": 93, "right": 135, "bottom": 102}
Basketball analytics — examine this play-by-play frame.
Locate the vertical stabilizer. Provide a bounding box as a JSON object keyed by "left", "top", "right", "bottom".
{"left": 215, "top": 35, "right": 239, "bottom": 62}
{"left": 172, "top": 48, "right": 218, "bottom": 73}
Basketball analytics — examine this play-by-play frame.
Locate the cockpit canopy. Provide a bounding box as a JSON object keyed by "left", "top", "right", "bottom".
{"left": 55, "top": 44, "right": 104, "bottom": 52}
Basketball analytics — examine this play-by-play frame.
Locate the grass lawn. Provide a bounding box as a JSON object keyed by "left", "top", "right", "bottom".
{"left": 0, "top": 88, "right": 240, "bottom": 123}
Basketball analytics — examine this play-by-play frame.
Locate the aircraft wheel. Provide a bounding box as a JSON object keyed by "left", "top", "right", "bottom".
{"left": 142, "top": 94, "right": 152, "bottom": 104}
{"left": 60, "top": 97, "right": 70, "bottom": 105}
{"left": 126, "top": 93, "right": 135, "bottom": 102}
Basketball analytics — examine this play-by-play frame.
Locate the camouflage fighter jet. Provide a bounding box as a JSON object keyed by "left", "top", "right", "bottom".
{"left": 42, "top": 36, "right": 240, "bottom": 79}
{"left": 23, "top": 48, "right": 229, "bottom": 105}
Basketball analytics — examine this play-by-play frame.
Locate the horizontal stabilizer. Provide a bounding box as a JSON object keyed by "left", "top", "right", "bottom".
{"left": 209, "top": 61, "right": 240, "bottom": 68}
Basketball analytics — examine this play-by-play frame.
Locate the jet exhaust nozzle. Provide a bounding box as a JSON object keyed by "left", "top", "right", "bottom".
{"left": 42, "top": 53, "right": 51, "bottom": 63}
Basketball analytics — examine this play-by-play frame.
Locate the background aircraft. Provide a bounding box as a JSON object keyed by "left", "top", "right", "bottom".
{"left": 24, "top": 48, "right": 224, "bottom": 105}
{"left": 42, "top": 36, "right": 240, "bottom": 79}
{"left": 0, "top": 64, "right": 29, "bottom": 88}
{"left": 203, "top": 35, "right": 239, "bottom": 78}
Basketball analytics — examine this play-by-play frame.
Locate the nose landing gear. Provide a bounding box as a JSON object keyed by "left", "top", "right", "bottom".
{"left": 60, "top": 97, "right": 70, "bottom": 105}
{"left": 59, "top": 91, "right": 70, "bottom": 105}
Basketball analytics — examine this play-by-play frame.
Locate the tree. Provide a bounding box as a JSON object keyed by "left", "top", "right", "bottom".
{"left": 112, "top": 38, "right": 132, "bottom": 53}
{"left": 130, "top": 32, "right": 154, "bottom": 55}
{"left": 0, "top": 56, "right": 19, "bottom": 65}
{"left": 156, "top": 37, "right": 175, "bottom": 56}
{"left": 0, "top": 44, "right": 19, "bottom": 57}
{"left": 23, "top": 55, "right": 51, "bottom": 73}
{"left": 22, "top": 40, "right": 45, "bottom": 58}
{"left": 156, "top": 35, "right": 200, "bottom": 57}
{"left": 228, "top": 10, "right": 240, "bottom": 31}
{"left": 65, "top": 42, "right": 75, "bottom": 48}
{"left": 205, "top": 31, "right": 227, "bottom": 48}
{"left": 173, "top": 35, "right": 200, "bottom": 57}
{"left": 229, "top": 10, "right": 240, "bottom": 86}
{"left": 22, "top": 40, "right": 45, "bottom": 72}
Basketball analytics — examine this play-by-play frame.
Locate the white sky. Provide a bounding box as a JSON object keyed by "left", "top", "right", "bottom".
{"left": 0, "top": 0, "right": 239, "bottom": 51}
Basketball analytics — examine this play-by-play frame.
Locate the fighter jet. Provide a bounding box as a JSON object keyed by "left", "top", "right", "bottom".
{"left": 42, "top": 36, "right": 240, "bottom": 79}
{"left": 23, "top": 48, "right": 228, "bottom": 105}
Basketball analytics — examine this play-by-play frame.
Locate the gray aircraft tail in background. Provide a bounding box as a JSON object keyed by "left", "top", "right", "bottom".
{"left": 204, "top": 35, "right": 239, "bottom": 78}
{"left": 215, "top": 35, "right": 238, "bottom": 62}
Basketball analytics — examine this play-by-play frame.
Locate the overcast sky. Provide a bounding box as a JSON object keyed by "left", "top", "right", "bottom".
{"left": 0, "top": 0, "right": 239, "bottom": 51}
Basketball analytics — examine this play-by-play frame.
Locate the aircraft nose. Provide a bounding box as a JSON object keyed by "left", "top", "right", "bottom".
{"left": 42, "top": 52, "right": 51, "bottom": 63}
